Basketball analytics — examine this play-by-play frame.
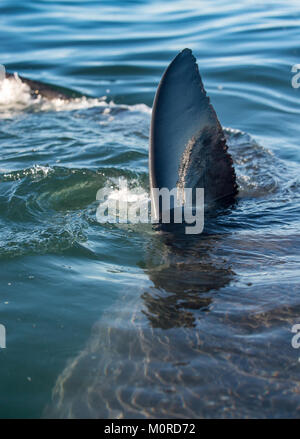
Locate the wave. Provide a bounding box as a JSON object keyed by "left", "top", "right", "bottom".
{"left": 0, "top": 127, "right": 298, "bottom": 259}
{"left": 0, "top": 71, "right": 151, "bottom": 118}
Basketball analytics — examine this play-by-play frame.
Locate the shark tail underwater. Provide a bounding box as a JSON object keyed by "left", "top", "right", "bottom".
{"left": 44, "top": 49, "right": 239, "bottom": 418}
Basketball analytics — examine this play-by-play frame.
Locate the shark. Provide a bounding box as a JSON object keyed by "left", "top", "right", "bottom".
{"left": 42, "top": 49, "right": 240, "bottom": 418}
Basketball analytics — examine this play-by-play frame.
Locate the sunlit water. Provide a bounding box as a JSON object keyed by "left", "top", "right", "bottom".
{"left": 0, "top": 0, "right": 299, "bottom": 418}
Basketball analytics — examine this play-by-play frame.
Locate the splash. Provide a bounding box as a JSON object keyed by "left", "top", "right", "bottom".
{"left": 1, "top": 164, "right": 54, "bottom": 182}
{"left": 96, "top": 177, "right": 150, "bottom": 224}
{"left": 0, "top": 69, "right": 109, "bottom": 118}
{"left": 0, "top": 72, "right": 34, "bottom": 113}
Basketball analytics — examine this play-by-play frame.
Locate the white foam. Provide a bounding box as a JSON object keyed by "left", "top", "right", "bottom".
{"left": 2, "top": 164, "right": 54, "bottom": 181}
{"left": 128, "top": 103, "right": 152, "bottom": 114}
{"left": 0, "top": 64, "right": 5, "bottom": 82}
{"left": 0, "top": 73, "right": 34, "bottom": 114}
{"left": 0, "top": 69, "right": 151, "bottom": 118}
{"left": 0, "top": 71, "right": 107, "bottom": 117}
{"left": 38, "top": 95, "right": 109, "bottom": 112}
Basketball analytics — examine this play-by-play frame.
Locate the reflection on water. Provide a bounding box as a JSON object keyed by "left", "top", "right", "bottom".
{"left": 46, "top": 225, "right": 300, "bottom": 418}
{"left": 46, "top": 125, "right": 300, "bottom": 418}
{"left": 143, "top": 232, "right": 234, "bottom": 329}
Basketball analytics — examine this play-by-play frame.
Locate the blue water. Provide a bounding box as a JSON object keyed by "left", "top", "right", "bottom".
{"left": 0, "top": 0, "right": 300, "bottom": 418}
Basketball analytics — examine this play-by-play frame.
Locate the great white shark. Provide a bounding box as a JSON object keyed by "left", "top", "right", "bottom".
{"left": 6, "top": 49, "right": 241, "bottom": 417}
{"left": 3, "top": 50, "right": 299, "bottom": 419}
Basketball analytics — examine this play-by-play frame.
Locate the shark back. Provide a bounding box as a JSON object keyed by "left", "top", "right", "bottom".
{"left": 5, "top": 72, "right": 75, "bottom": 100}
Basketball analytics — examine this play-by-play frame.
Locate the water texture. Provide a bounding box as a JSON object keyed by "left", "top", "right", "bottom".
{"left": 0, "top": 0, "right": 299, "bottom": 418}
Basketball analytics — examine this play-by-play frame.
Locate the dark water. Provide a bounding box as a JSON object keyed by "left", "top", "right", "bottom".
{"left": 0, "top": 0, "right": 300, "bottom": 418}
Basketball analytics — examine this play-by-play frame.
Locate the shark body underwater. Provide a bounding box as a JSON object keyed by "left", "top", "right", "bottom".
{"left": 7, "top": 49, "right": 298, "bottom": 418}
{"left": 42, "top": 49, "right": 241, "bottom": 418}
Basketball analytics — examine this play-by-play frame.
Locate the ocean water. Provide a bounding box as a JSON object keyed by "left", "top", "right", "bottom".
{"left": 0, "top": 0, "right": 300, "bottom": 419}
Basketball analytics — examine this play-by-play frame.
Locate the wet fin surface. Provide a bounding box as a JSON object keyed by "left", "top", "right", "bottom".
{"left": 149, "top": 48, "right": 237, "bottom": 204}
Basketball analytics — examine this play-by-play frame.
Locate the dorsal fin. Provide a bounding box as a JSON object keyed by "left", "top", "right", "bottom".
{"left": 149, "top": 48, "right": 237, "bottom": 205}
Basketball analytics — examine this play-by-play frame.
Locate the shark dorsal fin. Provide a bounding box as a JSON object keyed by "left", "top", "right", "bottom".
{"left": 149, "top": 48, "right": 237, "bottom": 205}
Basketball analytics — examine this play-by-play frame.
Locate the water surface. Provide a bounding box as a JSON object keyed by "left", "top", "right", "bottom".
{"left": 0, "top": 0, "right": 300, "bottom": 418}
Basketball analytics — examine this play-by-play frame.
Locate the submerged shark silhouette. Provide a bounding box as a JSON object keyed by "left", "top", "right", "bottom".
{"left": 17, "top": 49, "right": 244, "bottom": 418}
{"left": 5, "top": 51, "right": 298, "bottom": 419}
